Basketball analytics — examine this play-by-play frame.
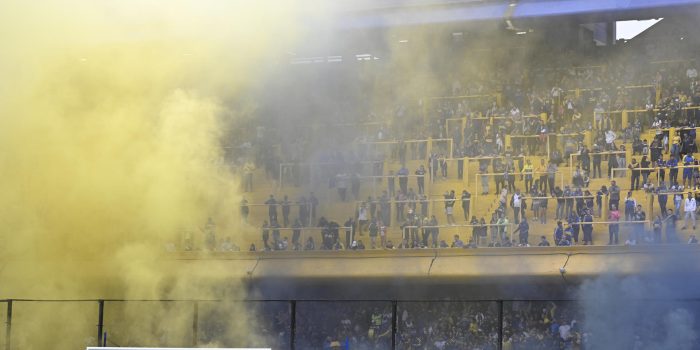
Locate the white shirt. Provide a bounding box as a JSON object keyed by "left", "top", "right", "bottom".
{"left": 513, "top": 194, "right": 522, "bottom": 208}
{"left": 685, "top": 198, "right": 696, "bottom": 212}
{"left": 687, "top": 68, "right": 697, "bottom": 79}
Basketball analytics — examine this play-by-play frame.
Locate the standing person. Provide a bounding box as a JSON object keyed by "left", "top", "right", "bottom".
{"left": 429, "top": 215, "right": 439, "bottom": 247}
{"left": 608, "top": 147, "right": 619, "bottom": 180}
{"left": 522, "top": 159, "right": 534, "bottom": 192}
{"left": 668, "top": 156, "right": 679, "bottom": 186}
{"left": 683, "top": 153, "right": 695, "bottom": 188}
{"left": 633, "top": 205, "right": 647, "bottom": 244}
{"left": 497, "top": 213, "right": 509, "bottom": 243}
{"left": 608, "top": 204, "right": 620, "bottom": 245}
{"left": 581, "top": 209, "right": 594, "bottom": 245}
{"left": 380, "top": 191, "right": 391, "bottom": 227}
{"left": 674, "top": 191, "right": 683, "bottom": 217}
{"left": 357, "top": 203, "right": 369, "bottom": 235}
{"left": 439, "top": 154, "right": 448, "bottom": 178}
{"left": 368, "top": 218, "right": 378, "bottom": 249}
{"left": 683, "top": 192, "right": 697, "bottom": 230}
{"left": 298, "top": 196, "right": 308, "bottom": 226}
{"left": 628, "top": 158, "right": 641, "bottom": 191}
{"left": 292, "top": 219, "right": 302, "bottom": 249}
{"left": 664, "top": 209, "right": 678, "bottom": 243}
{"left": 461, "top": 190, "right": 471, "bottom": 222}
{"left": 444, "top": 190, "right": 456, "bottom": 225}
{"left": 640, "top": 156, "right": 652, "bottom": 187}
{"left": 538, "top": 190, "right": 548, "bottom": 224}
{"left": 494, "top": 161, "right": 504, "bottom": 194}
{"left": 490, "top": 213, "right": 499, "bottom": 243}
{"left": 243, "top": 161, "right": 255, "bottom": 192}
{"left": 240, "top": 197, "right": 249, "bottom": 223}
{"left": 537, "top": 158, "right": 548, "bottom": 193}
{"left": 470, "top": 216, "right": 479, "bottom": 244}
{"left": 336, "top": 173, "right": 348, "bottom": 201}
{"left": 387, "top": 170, "right": 396, "bottom": 197}
{"left": 281, "top": 195, "right": 291, "bottom": 227}
{"left": 398, "top": 165, "right": 409, "bottom": 194}
{"left": 609, "top": 180, "right": 621, "bottom": 210}
{"left": 511, "top": 190, "right": 522, "bottom": 224}
{"left": 480, "top": 165, "right": 489, "bottom": 195}
{"left": 580, "top": 145, "right": 591, "bottom": 174}
{"left": 568, "top": 211, "right": 580, "bottom": 244}
{"left": 351, "top": 172, "right": 361, "bottom": 200}
{"left": 652, "top": 215, "right": 663, "bottom": 244}
{"left": 506, "top": 165, "right": 516, "bottom": 193}
{"left": 415, "top": 165, "right": 426, "bottom": 194}
{"left": 624, "top": 192, "right": 637, "bottom": 221}
{"left": 592, "top": 144, "right": 602, "bottom": 178}
{"left": 309, "top": 192, "right": 319, "bottom": 222}
{"left": 554, "top": 186, "right": 565, "bottom": 220}
{"left": 657, "top": 183, "right": 668, "bottom": 216}
{"left": 265, "top": 194, "right": 278, "bottom": 224}
{"left": 553, "top": 221, "right": 564, "bottom": 245}
{"left": 261, "top": 220, "right": 270, "bottom": 250}
{"left": 595, "top": 186, "right": 607, "bottom": 218}
{"left": 564, "top": 186, "right": 574, "bottom": 219}
{"left": 513, "top": 217, "right": 529, "bottom": 245}
{"left": 547, "top": 161, "right": 558, "bottom": 195}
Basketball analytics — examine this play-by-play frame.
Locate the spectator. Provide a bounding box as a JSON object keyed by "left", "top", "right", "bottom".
{"left": 452, "top": 235, "right": 464, "bottom": 248}
{"left": 608, "top": 204, "right": 621, "bottom": 245}
{"left": 513, "top": 217, "right": 529, "bottom": 245}
{"left": 461, "top": 190, "right": 471, "bottom": 222}
{"left": 538, "top": 235, "right": 551, "bottom": 246}
{"left": 581, "top": 209, "right": 594, "bottom": 245}
{"left": 553, "top": 221, "right": 564, "bottom": 246}
{"left": 664, "top": 209, "right": 678, "bottom": 243}
{"left": 633, "top": 205, "right": 646, "bottom": 243}
{"left": 387, "top": 170, "right": 395, "bottom": 197}
{"left": 240, "top": 197, "right": 249, "bottom": 223}
{"left": 415, "top": 165, "right": 426, "bottom": 194}
{"left": 628, "top": 158, "right": 641, "bottom": 190}
{"left": 652, "top": 215, "right": 663, "bottom": 243}
{"left": 304, "top": 236, "right": 315, "bottom": 250}
{"left": 243, "top": 160, "right": 255, "bottom": 192}
{"left": 682, "top": 192, "right": 696, "bottom": 230}
{"left": 609, "top": 180, "right": 621, "bottom": 210}
{"left": 624, "top": 191, "right": 637, "bottom": 221}
{"left": 537, "top": 158, "right": 548, "bottom": 193}
{"left": 511, "top": 190, "right": 523, "bottom": 224}
{"left": 261, "top": 220, "right": 270, "bottom": 250}
{"left": 265, "top": 194, "right": 278, "bottom": 223}
{"left": 281, "top": 195, "right": 291, "bottom": 227}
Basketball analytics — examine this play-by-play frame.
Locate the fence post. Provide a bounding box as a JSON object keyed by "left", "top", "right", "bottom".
{"left": 192, "top": 301, "right": 198, "bottom": 347}
{"left": 498, "top": 300, "right": 504, "bottom": 350}
{"left": 391, "top": 301, "right": 398, "bottom": 350}
{"left": 5, "top": 300, "right": 12, "bottom": 350}
{"left": 96, "top": 300, "right": 104, "bottom": 348}
{"left": 290, "top": 301, "right": 296, "bottom": 350}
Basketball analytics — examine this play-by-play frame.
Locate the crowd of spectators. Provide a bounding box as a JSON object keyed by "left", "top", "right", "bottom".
{"left": 295, "top": 302, "right": 392, "bottom": 350}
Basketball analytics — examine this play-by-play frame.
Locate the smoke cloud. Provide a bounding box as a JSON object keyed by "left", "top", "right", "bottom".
{"left": 0, "top": 0, "right": 315, "bottom": 348}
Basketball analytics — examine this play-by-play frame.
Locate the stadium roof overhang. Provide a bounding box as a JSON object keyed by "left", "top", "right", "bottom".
{"left": 337, "top": 0, "right": 700, "bottom": 29}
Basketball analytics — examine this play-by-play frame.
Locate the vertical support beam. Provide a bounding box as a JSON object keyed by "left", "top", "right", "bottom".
{"left": 96, "top": 300, "right": 104, "bottom": 348}
{"left": 192, "top": 302, "right": 198, "bottom": 347}
{"left": 391, "top": 301, "right": 398, "bottom": 350}
{"left": 622, "top": 110, "right": 629, "bottom": 130}
{"left": 5, "top": 300, "right": 12, "bottom": 350}
{"left": 498, "top": 300, "right": 504, "bottom": 350}
{"left": 290, "top": 301, "right": 297, "bottom": 350}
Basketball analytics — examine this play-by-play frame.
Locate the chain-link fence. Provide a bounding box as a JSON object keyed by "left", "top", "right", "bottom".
{"left": 3, "top": 299, "right": 700, "bottom": 350}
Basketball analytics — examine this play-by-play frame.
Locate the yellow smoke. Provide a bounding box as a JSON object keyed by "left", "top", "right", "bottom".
{"left": 0, "top": 0, "right": 309, "bottom": 348}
